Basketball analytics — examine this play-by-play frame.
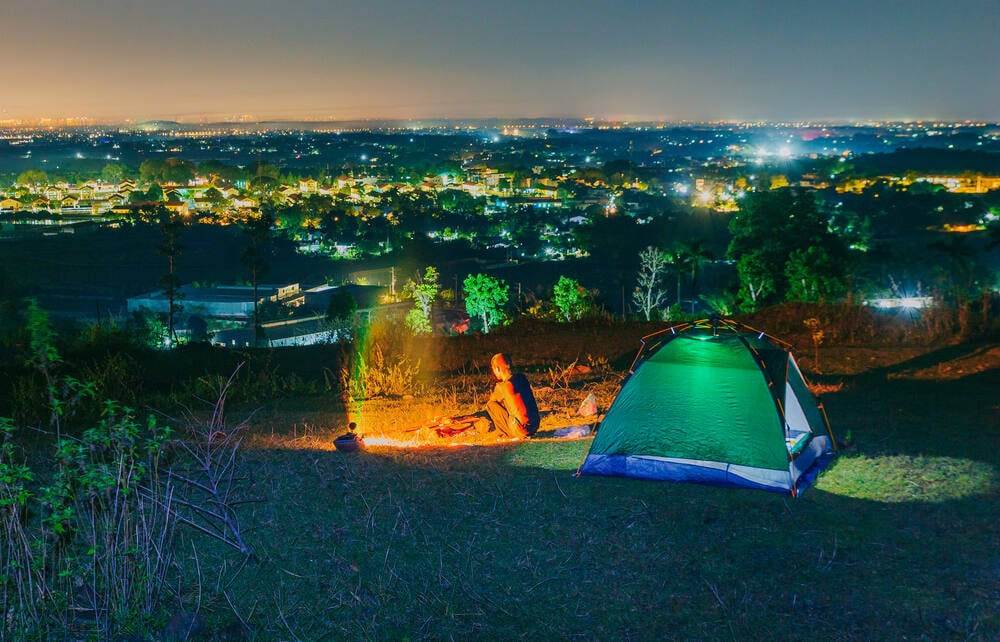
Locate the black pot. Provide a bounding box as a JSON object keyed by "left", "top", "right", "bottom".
{"left": 334, "top": 434, "right": 362, "bottom": 452}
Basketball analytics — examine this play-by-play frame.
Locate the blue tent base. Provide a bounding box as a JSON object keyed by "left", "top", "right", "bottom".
{"left": 579, "top": 451, "right": 837, "bottom": 496}
{"left": 792, "top": 452, "right": 837, "bottom": 496}
{"left": 578, "top": 321, "right": 840, "bottom": 496}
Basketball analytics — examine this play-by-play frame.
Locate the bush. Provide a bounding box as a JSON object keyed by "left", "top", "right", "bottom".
{"left": 1, "top": 405, "right": 177, "bottom": 639}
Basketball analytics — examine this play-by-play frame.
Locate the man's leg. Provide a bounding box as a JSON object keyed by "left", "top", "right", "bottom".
{"left": 486, "top": 400, "right": 522, "bottom": 438}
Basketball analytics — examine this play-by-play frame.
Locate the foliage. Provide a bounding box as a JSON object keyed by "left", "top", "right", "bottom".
{"left": 145, "top": 182, "right": 164, "bottom": 202}
{"left": 463, "top": 273, "right": 509, "bottom": 334}
{"left": 728, "top": 190, "right": 849, "bottom": 310}
{"left": 325, "top": 288, "right": 359, "bottom": 340}
{"left": 698, "top": 291, "right": 738, "bottom": 317}
{"left": 173, "top": 348, "right": 322, "bottom": 404}
{"left": 100, "top": 162, "right": 128, "bottom": 183}
{"left": 198, "top": 160, "right": 248, "bottom": 183}
{"left": 139, "top": 158, "right": 196, "bottom": 185}
{"left": 551, "top": 275, "right": 591, "bottom": 322}
{"left": 785, "top": 245, "right": 849, "bottom": 303}
{"left": 1, "top": 361, "right": 258, "bottom": 638}
{"left": 676, "top": 238, "right": 714, "bottom": 301}
{"left": 803, "top": 317, "right": 825, "bottom": 372}
{"left": 0, "top": 416, "right": 41, "bottom": 633}
{"left": 404, "top": 266, "right": 439, "bottom": 335}
{"left": 25, "top": 298, "right": 60, "bottom": 373}
{"left": 659, "top": 302, "right": 687, "bottom": 324}
{"left": 16, "top": 168, "right": 48, "bottom": 186}
{"left": 404, "top": 308, "right": 430, "bottom": 336}
{"left": 735, "top": 251, "right": 777, "bottom": 311}
{"left": 573, "top": 215, "right": 671, "bottom": 274}
{"left": 22, "top": 299, "right": 80, "bottom": 433}
{"left": 926, "top": 234, "right": 981, "bottom": 305}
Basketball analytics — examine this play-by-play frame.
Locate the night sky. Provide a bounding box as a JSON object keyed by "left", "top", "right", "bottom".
{"left": 3, "top": 0, "right": 998, "bottom": 123}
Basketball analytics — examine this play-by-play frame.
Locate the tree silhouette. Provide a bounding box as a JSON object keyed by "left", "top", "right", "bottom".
{"left": 728, "top": 190, "right": 846, "bottom": 310}
{"left": 241, "top": 211, "right": 274, "bottom": 346}
{"left": 679, "top": 239, "right": 713, "bottom": 297}
{"left": 156, "top": 208, "right": 184, "bottom": 346}
{"left": 785, "top": 246, "right": 848, "bottom": 303}
{"left": 100, "top": 162, "right": 127, "bottom": 183}
{"left": 17, "top": 168, "right": 48, "bottom": 187}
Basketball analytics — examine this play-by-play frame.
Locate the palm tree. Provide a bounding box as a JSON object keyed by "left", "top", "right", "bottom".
{"left": 679, "top": 239, "right": 714, "bottom": 303}
{"left": 670, "top": 240, "right": 714, "bottom": 311}
{"left": 241, "top": 210, "right": 274, "bottom": 346}
{"left": 156, "top": 207, "right": 184, "bottom": 346}
{"left": 665, "top": 245, "right": 686, "bottom": 306}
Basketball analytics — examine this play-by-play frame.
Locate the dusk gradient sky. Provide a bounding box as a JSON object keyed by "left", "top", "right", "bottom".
{"left": 3, "top": 0, "right": 998, "bottom": 123}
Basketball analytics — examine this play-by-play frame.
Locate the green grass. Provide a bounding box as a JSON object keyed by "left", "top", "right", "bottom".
{"left": 182, "top": 364, "right": 999, "bottom": 641}
{"left": 822, "top": 454, "right": 996, "bottom": 502}
{"left": 4, "top": 323, "right": 997, "bottom": 639}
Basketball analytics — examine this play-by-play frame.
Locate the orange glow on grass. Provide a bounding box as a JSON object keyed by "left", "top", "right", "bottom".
{"left": 353, "top": 413, "right": 523, "bottom": 449}
{"left": 359, "top": 420, "right": 523, "bottom": 449}
{"left": 360, "top": 435, "right": 476, "bottom": 449}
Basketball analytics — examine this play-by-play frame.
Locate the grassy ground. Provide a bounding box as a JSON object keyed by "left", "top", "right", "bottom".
{"left": 169, "top": 339, "right": 1000, "bottom": 640}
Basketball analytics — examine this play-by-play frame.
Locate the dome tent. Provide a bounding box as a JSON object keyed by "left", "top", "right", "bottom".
{"left": 579, "top": 318, "right": 837, "bottom": 496}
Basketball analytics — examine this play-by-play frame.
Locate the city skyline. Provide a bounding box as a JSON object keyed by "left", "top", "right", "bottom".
{"left": 3, "top": 0, "right": 999, "bottom": 124}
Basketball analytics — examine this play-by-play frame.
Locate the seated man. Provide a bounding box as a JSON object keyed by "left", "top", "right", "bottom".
{"left": 485, "top": 353, "right": 540, "bottom": 439}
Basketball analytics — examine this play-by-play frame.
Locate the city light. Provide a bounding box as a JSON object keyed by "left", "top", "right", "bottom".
{"left": 867, "top": 296, "right": 934, "bottom": 310}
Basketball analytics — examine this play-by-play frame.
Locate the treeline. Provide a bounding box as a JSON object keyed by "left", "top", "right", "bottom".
{"left": 850, "top": 148, "right": 1000, "bottom": 176}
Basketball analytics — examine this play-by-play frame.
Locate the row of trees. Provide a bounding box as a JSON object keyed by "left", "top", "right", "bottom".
{"left": 393, "top": 251, "right": 713, "bottom": 337}
{"left": 13, "top": 160, "right": 285, "bottom": 190}
{"left": 400, "top": 269, "right": 596, "bottom": 336}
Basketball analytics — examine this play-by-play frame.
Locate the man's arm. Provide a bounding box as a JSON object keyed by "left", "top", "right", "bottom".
{"left": 490, "top": 380, "right": 513, "bottom": 403}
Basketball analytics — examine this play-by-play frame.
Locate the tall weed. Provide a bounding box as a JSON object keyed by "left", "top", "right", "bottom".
{"left": 341, "top": 342, "right": 422, "bottom": 400}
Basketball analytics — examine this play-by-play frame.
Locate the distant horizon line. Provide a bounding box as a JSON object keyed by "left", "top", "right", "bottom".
{"left": 1, "top": 115, "right": 997, "bottom": 130}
